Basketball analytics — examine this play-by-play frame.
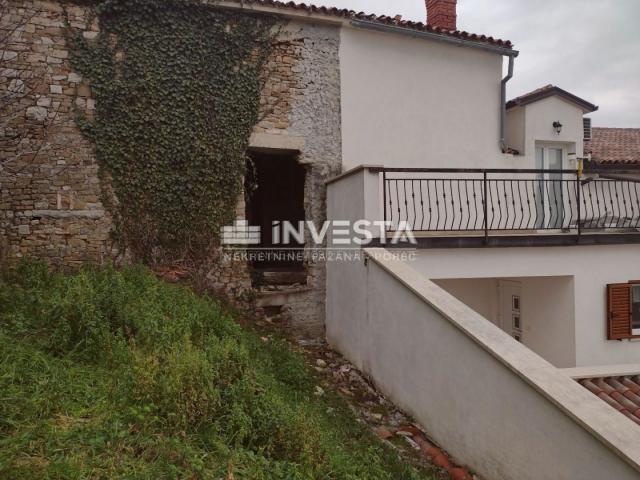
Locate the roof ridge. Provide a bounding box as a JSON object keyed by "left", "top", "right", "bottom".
{"left": 506, "top": 84, "right": 598, "bottom": 113}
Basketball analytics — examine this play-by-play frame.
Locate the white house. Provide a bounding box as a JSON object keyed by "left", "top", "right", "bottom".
{"left": 219, "top": 6, "right": 640, "bottom": 475}
{"left": 321, "top": 1, "right": 640, "bottom": 478}
{"left": 119, "top": 0, "right": 640, "bottom": 476}
{"left": 320, "top": 3, "right": 640, "bottom": 370}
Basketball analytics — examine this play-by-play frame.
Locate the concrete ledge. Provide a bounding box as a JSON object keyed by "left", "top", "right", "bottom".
{"left": 248, "top": 133, "right": 305, "bottom": 153}
{"left": 32, "top": 209, "right": 105, "bottom": 219}
{"left": 256, "top": 287, "right": 312, "bottom": 307}
{"left": 379, "top": 233, "right": 640, "bottom": 249}
{"left": 363, "top": 247, "right": 640, "bottom": 475}
{"left": 325, "top": 164, "right": 384, "bottom": 186}
{"left": 562, "top": 365, "right": 640, "bottom": 380}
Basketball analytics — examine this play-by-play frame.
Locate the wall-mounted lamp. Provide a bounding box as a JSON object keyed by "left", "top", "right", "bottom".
{"left": 552, "top": 121, "right": 563, "bottom": 135}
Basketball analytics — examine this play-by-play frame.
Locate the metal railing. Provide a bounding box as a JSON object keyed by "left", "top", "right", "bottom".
{"left": 381, "top": 168, "right": 640, "bottom": 237}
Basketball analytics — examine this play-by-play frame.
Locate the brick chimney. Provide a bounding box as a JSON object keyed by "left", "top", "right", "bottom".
{"left": 426, "top": 0, "right": 457, "bottom": 30}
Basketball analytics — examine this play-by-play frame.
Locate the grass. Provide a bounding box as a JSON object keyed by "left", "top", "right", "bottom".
{"left": 0, "top": 261, "right": 436, "bottom": 479}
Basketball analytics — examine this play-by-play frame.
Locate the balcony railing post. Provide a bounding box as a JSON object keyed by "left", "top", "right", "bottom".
{"left": 483, "top": 171, "right": 488, "bottom": 243}
{"left": 576, "top": 171, "right": 581, "bottom": 241}
{"left": 382, "top": 169, "right": 387, "bottom": 232}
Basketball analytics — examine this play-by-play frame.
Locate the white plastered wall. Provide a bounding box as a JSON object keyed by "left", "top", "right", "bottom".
{"left": 409, "top": 245, "right": 640, "bottom": 367}
{"left": 326, "top": 169, "right": 640, "bottom": 479}
{"left": 325, "top": 250, "right": 640, "bottom": 479}
{"left": 506, "top": 96, "right": 587, "bottom": 169}
{"left": 339, "top": 27, "right": 519, "bottom": 170}
{"left": 435, "top": 277, "right": 575, "bottom": 368}
{"left": 433, "top": 278, "right": 499, "bottom": 325}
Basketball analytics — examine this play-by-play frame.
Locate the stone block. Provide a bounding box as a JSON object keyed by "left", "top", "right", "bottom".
{"left": 77, "top": 83, "right": 91, "bottom": 97}
{"left": 68, "top": 72, "right": 82, "bottom": 83}
{"left": 2, "top": 50, "right": 18, "bottom": 61}
{"left": 8, "top": 79, "right": 25, "bottom": 93}
{"left": 27, "top": 53, "right": 46, "bottom": 62}
{"left": 51, "top": 49, "right": 68, "bottom": 59}
{"left": 26, "top": 106, "right": 48, "bottom": 122}
{"left": 37, "top": 96, "right": 51, "bottom": 107}
{"left": 35, "top": 1, "right": 64, "bottom": 13}
{"left": 1, "top": 68, "right": 19, "bottom": 78}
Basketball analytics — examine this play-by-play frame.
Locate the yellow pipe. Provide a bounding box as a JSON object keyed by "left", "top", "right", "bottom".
{"left": 577, "top": 158, "right": 583, "bottom": 178}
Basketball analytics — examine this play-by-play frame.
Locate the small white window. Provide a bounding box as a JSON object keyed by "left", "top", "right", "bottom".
{"left": 583, "top": 118, "right": 592, "bottom": 141}
{"left": 512, "top": 295, "right": 520, "bottom": 312}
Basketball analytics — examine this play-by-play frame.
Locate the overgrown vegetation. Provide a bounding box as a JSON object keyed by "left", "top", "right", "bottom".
{"left": 67, "top": 0, "right": 276, "bottom": 260}
{"left": 0, "top": 262, "right": 435, "bottom": 479}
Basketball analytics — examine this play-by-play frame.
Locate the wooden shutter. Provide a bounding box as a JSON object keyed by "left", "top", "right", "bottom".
{"left": 608, "top": 283, "right": 632, "bottom": 340}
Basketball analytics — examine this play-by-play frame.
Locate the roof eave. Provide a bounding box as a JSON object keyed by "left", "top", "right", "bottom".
{"left": 507, "top": 87, "right": 598, "bottom": 113}
{"left": 216, "top": 0, "right": 345, "bottom": 25}
{"left": 215, "top": 1, "right": 515, "bottom": 53}
{"left": 350, "top": 19, "right": 519, "bottom": 57}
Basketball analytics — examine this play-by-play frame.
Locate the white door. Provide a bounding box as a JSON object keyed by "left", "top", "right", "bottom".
{"left": 535, "top": 145, "right": 565, "bottom": 229}
{"left": 498, "top": 280, "right": 523, "bottom": 342}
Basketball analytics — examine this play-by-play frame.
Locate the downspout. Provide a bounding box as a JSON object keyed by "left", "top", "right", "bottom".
{"left": 500, "top": 53, "right": 517, "bottom": 152}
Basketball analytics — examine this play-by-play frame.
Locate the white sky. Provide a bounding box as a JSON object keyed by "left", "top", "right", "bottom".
{"left": 312, "top": 0, "right": 640, "bottom": 127}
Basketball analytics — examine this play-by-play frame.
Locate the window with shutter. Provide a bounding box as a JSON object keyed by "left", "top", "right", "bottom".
{"left": 607, "top": 283, "right": 632, "bottom": 340}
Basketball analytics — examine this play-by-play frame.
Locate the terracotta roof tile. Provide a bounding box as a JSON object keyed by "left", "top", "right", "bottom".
{"left": 229, "top": 0, "right": 514, "bottom": 48}
{"left": 578, "top": 375, "right": 640, "bottom": 426}
{"left": 585, "top": 128, "right": 640, "bottom": 165}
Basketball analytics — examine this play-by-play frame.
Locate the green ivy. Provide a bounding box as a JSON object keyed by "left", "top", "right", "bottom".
{"left": 67, "top": 0, "right": 277, "bottom": 261}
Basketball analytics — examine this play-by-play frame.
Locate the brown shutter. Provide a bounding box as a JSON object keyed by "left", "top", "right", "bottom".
{"left": 608, "top": 283, "right": 632, "bottom": 340}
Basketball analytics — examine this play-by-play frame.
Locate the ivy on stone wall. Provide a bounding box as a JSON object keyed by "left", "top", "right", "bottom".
{"left": 67, "top": 0, "right": 277, "bottom": 261}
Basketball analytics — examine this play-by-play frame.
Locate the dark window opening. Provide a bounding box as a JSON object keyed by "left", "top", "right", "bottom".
{"left": 632, "top": 285, "right": 640, "bottom": 331}
{"left": 512, "top": 295, "right": 520, "bottom": 312}
{"left": 245, "top": 151, "right": 306, "bottom": 276}
{"left": 513, "top": 315, "right": 521, "bottom": 330}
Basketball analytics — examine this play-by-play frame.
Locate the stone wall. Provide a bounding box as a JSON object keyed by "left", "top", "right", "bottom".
{"left": 0, "top": 1, "right": 342, "bottom": 336}
{"left": 212, "top": 21, "right": 342, "bottom": 336}
{"left": 288, "top": 22, "right": 341, "bottom": 335}
{"left": 253, "top": 21, "right": 342, "bottom": 336}
{"left": 0, "top": 0, "right": 113, "bottom": 268}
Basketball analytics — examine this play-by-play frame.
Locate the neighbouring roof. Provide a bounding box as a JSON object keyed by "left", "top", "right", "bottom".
{"left": 506, "top": 84, "right": 598, "bottom": 113}
{"left": 586, "top": 128, "right": 640, "bottom": 165}
{"left": 226, "top": 0, "right": 514, "bottom": 49}
{"left": 578, "top": 376, "right": 640, "bottom": 426}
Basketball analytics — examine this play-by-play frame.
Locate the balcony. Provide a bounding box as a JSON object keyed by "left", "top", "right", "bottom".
{"left": 377, "top": 167, "right": 640, "bottom": 248}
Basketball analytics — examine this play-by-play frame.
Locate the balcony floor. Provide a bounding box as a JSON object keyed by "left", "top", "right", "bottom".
{"left": 378, "top": 231, "right": 640, "bottom": 249}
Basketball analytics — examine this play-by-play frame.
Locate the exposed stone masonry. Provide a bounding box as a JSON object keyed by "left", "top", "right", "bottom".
{"left": 1, "top": 1, "right": 342, "bottom": 335}
{"left": 195, "top": 22, "right": 342, "bottom": 336}
{"left": 255, "top": 22, "right": 341, "bottom": 336}
{"left": 0, "top": 0, "right": 113, "bottom": 267}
